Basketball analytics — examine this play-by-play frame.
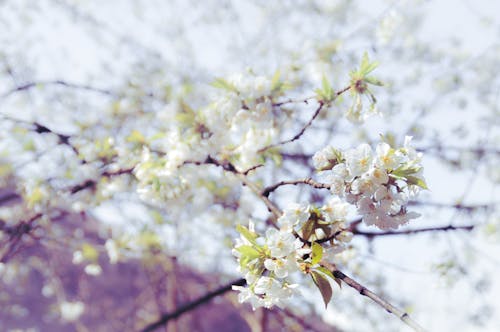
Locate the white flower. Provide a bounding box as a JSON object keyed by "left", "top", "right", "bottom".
{"left": 232, "top": 285, "right": 264, "bottom": 310}
{"left": 332, "top": 163, "right": 349, "bottom": 179}
{"left": 278, "top": 203, "right": 310, "bottom": 231}
{"left": 264, "top": 256, "right": 297, "bottom": 278}
{"left": 72, "top": 251, "right": 84, "bottom": 265}
{"left": 345, "top": 144, "right": 373, "bottom": 177}
{"left": 321, "top": 197, "right": 348, "bottom": 222}
{"left": 105, "top": 239, "right": 119, "bottom": 264}
{"left": 60, "top": 301, "right": 85, "bottom": 322}
{"left": 357, "top": 196, "right": 375, "bottom": 214}
{"left": 254, "top": 277, "right": 296, "bottom": 308}
{"left": 369, "top": 167, "right": 389, "bottom": 185}
{"left": 254, "top": 276, "right": 278, "bottom": 295}
{"left": 84, "top": 264, "right": 102, "bottom": 276}
{"left": 265, "top": 228, "right": 301, "bottom": 258}
{"left": 350, "top": 177, "right": 376, "bottom": 196}
{"left": 375, "top": 143, "right": 402, "bottom": 170}
{"left": 313, "top": 146, "right": 338, "bottom": 170}
{"left": 403, "top": 136, "right": 423, "bottom": 161}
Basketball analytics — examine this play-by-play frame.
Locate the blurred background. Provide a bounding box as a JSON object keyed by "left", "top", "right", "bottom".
{"left": 0, "top": 0, "right": 499, "bottom": 331}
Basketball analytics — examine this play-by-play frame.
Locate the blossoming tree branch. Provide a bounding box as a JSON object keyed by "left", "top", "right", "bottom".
{"left": 123, "top": 53, "right": 426, "bottom": 331}
{"left": 3, "top": 51, "right": 464, "bottom": 332}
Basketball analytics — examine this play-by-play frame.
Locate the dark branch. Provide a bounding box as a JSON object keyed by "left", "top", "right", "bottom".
{"left": 258, "top": 101, "right": 324, "bottom": 153}
{"left": 261, "top": 178, "right": 331, "bottom": 197}
{"left": 327, "top": 266, "right": 426, "bottom": 332}
{"left": 352, "top": 224, "right": 475, "bottom": 237}
{"left": 1, "top": 80, "right": 116, "bottom": 99}
{"left": 69, "top": 167, "right": 134, "bottom": 194}
{"left": 140, "top": 278, "right": 246, "bottom": 332}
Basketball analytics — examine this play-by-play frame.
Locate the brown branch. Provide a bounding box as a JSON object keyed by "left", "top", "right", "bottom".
{"left": 184, "top": 156, "right": 282, "bottom": 219}
{"left": 1, "top": 80, "right": 116, "bottom": 99}
{"left": 352, "top": 224, "right": 475, "bottom": 237}
{"left": 0, "top": 192, "right": 20, "bottom": 206}
{"left": 140, "top": 278, "right": 246, "bottom": 332}
{"left": 0, "top": 213, "right": 42, "bottom": 263}
{"left": 261, "top": 178, "right": 331, "bottom": 197}
{"left": 408, "top": 201, "right": 496, "bottom": 212}
{"left": 69, "top": 167, "right": 134, "bottom": 194}
{"left": 258, "top": 101, "right": 324, "bottom": 153}
{"left": 242, "top": 164, "right": 264, "bottom": 175}
{"left": 273, "top": 96, "right": 315, "bottom": 107}
{"left": 323, "top": 264, "right": 427, "bottom": 332}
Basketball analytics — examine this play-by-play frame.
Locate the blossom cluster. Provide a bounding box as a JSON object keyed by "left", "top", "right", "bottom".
{"left": 313, "top": 136, "right": 426, "bottom": 229}
{"left": 232, "top": 200, "right": 353, "bottom": 310}
{"left": 133, "top": 73, "right": 287, "bottom": 208}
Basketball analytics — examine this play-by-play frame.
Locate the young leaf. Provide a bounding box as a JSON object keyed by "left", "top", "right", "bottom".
{"left": 235, "top": 245, "right": 261, "bottom": 260}
{"left": 315, "top": 266, "right": 335, "bottom": 280}
{"left": 321, "top": 75, "right": 335, "bottom": 101}
{"left": 311, "top": 271, "right": 333, "bottom": 308}
{"left": 364, "top": 76, "right": 384, "bottom": 86}
{"left": 236, "top": 224, "right": 259, "bottom": 245}
{"left": 406, "top": 175, "right": 429, "bottom": 190}
{"left": 359, "top": 52, "right": 379, "bottom": 76}
{"left": 271, "top": 70, "right": 281, "bottom": 91}
{"left": 311, "top": 242, "right": 323, "bottom": 265}
{"left": 211, "top": 78, "right": 237, "bottom": 92}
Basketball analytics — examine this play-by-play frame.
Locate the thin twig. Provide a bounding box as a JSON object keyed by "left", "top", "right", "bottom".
{"left": 1, "top": 80, "right": 116, "bottom": 99}
{"left": 261, "top": 178, "right": 331, "bottom": 197}
{"left": 242, "top": 163, "right": 264, "bottom": 175}
{"left": 184, "top": 156, "right": 282, "bottom": 219}
{"left": 260, "top": 85, "right": 351, "bottom": 153}
{"left": 352, "top": 224, "right": 475, "bottom": 237}
{"left": 258, "top": 101, "right": 324, "bottom": 153}
{"left": 273, "top": 96, "right": 315, "bottom": 107}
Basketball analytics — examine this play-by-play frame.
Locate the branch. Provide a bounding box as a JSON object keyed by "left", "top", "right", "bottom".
{"left": 0, "top": 213, "right": 42, "bottom": 263}
{"left": 408, "top": 201, "right": 496, "bottom": 212}
{"left": 184, "top": 156, "right": 282, "bottom": 219}
{"left": 140, "top": 278, "right": 246, "bottom": 332}
{"left": 1, "top": 80, "right": 116, "bottom": 99}
{"left": 261, "top": 178, "right": 331, "bottom": 197}
{"left": 273, "top": 96, "right": 315, "bottom": 107}
{"left": 324, "top": 264, "right": 427, "bottom": 332}
{"left": 0, "top": 192, "right": 20, "bottom": 206}
{"left": 258, "top": 101, "right": 324, "bottom": 153}
{"left": 69, "top": 167, "right": 134, "bottom": 194}
{"left": 352, "top": 224, "right": 475, "bottom": 237}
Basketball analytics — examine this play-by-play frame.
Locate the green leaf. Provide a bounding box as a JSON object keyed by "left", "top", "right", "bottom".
{"left": 321, "top": 75, "right": 335, "bottom": 101}
{"left": 236, "top": 225, "right": 259, "bottom": 245}
{"left": 211, "top": 78, "right": 237, "bottom": 92}
{"left": 406, "top": 175, "right": 429, "bottom": 190}
{"left": 359, "top": 52, "right": 379, "bottom": 76}
{"left": 82, "top": 243, "right": 99, "bottom": 262}
{"left": 364, "top": 76, "right": 384, "bottom": 86}
{"left": 126, "top": 130, "right": 146, "bottom": 144}
{"left": 315, "top": 266, "right": 335, "bottom": 280}
{"left": 271, "top": 70, "right": 281, "bottom": 91}
{"left": 311, "top": 242, "right": 323, "bottom": 265}
{"left": 315, "top": 88, "right": 326, "bottom": 101}
{"left": 235, "top": 245, "right": 261, "bottom": 260}
{"left": 311, "top": 271, "right": 333, "bottom": 308}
